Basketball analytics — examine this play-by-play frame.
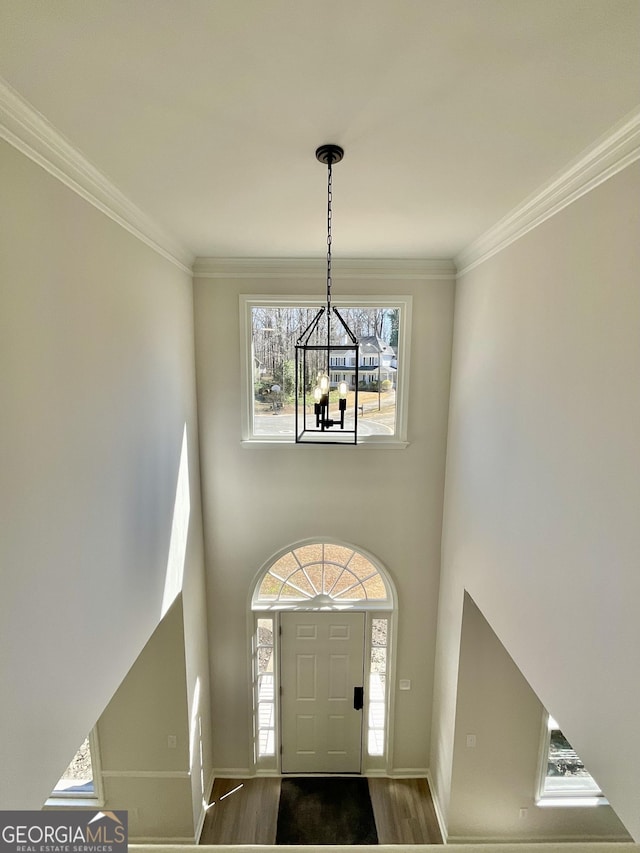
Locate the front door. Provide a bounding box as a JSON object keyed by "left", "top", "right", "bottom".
{"left": 280, "top": 611, "right": 365, "bottom": 773}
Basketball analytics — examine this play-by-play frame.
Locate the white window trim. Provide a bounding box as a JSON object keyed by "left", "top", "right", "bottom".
{"left": 535, "top": 712, "right": 608, "bottom": 808}
{"left": 252, "top": 615, "right": 277, "bottom": 764}
{"left": 239, "top": 294, "right": 412, "bottom": 448}
{"left": 44, "top": 728, "right": 104, "bottom": 808}
{"left": 366, "top": 614, "right": 390, "bottom": 761}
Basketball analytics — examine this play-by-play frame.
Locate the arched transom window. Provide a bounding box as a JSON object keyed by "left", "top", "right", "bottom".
{"left": 253, "top": 541, "right": 392, "bottom": 609}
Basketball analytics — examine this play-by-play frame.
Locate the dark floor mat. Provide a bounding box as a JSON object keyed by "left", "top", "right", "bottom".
{"left": 276, "top": 777, "right": 378, "bottom": 845}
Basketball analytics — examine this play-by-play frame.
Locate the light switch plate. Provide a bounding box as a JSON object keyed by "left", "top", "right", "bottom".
{"left": 399, "top": 679, "right": 411, "bottom": 690}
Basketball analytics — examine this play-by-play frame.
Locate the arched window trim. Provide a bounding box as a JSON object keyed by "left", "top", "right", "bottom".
{"left": 251, "top": 538, "right": 395, "bottom": 611}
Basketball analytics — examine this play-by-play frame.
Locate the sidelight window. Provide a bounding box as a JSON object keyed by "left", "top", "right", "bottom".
{"left": 254, "top": 617, "right": 275, "bottom": 758}
{"left": 367, "top": 617, "right": 388, "bottom": 756}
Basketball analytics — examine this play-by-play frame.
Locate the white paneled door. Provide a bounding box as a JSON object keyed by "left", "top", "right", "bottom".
{"left": 280, "top": 612, "right": 365, "bottom": 773}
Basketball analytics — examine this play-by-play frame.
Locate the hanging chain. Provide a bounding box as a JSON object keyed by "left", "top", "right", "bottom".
{"left": 326, "top": 155, "right": 333, "bottom": 320}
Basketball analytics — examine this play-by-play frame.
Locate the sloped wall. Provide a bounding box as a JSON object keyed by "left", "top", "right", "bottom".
{"left": 0, "top": 140, "right": 206, "bottom": 809}
{"left": 433, "top": 161, "right": 640, "bottom": 838}
{"left": 97, "top": 598, "right": 194, "bottom": 841}
{"left": 448, "top": 594, "right": 630, "bottom": 842}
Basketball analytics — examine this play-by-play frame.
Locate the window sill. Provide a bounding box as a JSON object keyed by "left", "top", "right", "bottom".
{"left": 241, "top": 439, "right": 410, "bottom": 450}
{"left": 537, "top": 796, "right": 609, "bottom": 808}
{"left": 44, "top": 796, "right": 103, "bottom": 809}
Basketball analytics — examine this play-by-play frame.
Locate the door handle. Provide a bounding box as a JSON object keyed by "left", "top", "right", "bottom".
{"left": 353, "top": 686, "right": 364, "bottom": 710}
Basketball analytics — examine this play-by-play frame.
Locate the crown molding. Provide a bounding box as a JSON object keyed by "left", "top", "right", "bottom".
{"left": 0, "top": 77, "right": 194, "bottom": 273}
{"left": 456, "top": 107, "right": 640, "bottom": 277}
{"left": 193, "top": 256, "right": 456, "bottom": 280}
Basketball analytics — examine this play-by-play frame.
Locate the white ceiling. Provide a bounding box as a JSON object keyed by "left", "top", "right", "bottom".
{"left": 1, "top": 0, "right": 639, "bottom": 260}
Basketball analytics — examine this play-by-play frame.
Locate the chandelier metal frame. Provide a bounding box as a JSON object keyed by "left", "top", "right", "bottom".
{"left": 294, "top": 145, "right": 359, "bottom": 444}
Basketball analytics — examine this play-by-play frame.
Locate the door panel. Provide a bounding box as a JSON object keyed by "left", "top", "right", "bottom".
{"left": 296, "top": 655, "right": 316, "bottom": 699}
{"left": 328, "top": 655, "right": 349, "bottom": 699}
{"left": 280, "top": 611, "right": 365, "bottom": 773}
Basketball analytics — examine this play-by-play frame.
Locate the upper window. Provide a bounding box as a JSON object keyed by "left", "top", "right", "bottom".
{"left": 537, "top": 715, "right": 606, "bottom": 806}
{"left": 240, "top": 295, "right": 411, "bottom": 445}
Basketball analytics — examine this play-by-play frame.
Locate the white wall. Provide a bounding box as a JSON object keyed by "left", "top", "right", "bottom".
{"left": 0, "top": 140, "right": 207, "bottom": 810}
{"left": 193, "top": 268, "right": 454, "bottom": 774}
{"left": 432, "top": 161, "right": 640, "bottom": 839}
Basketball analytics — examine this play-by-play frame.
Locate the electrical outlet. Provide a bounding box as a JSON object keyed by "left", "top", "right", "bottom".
{"left": 466, "top": 733, "right": 476, "bottom": 748}
{"left": 399, "top": 679, "right": 411, "bottom": 691}
{"left": 167, "top": 734, "right": 177, "bottom": 749}
{"left": 519, "top": 807, "right": 528, "bottom": 819}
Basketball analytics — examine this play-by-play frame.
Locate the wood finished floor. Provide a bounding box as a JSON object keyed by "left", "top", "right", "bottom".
{"left": 199, "top": 776, "right": 443, "bottom": 844}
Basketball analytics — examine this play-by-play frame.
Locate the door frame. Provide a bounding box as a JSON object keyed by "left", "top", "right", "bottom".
{"left": 249, "top": 540, "right": 397, "bottom": 777}
{"left": 250, "top": 607, "right": 395, "bottom": 776}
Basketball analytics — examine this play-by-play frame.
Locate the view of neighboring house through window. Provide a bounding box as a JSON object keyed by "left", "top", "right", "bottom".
{"left": 538, "top": 715, "right": 604, "bottom": 804}
{"left": 242, "top": 297, "right": 410, "bottom": 443}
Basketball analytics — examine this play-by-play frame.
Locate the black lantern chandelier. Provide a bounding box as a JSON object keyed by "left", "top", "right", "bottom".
{"left": 295, "top": 145, "right": 359, "bottom": 444}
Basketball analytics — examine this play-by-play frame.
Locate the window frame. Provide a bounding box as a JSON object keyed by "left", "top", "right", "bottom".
{"left": 536, "top": 712, "right": 608, "bottom": 808}
{"left": 366, "top": 615, "right": 390, "bottom": 759}
{"left": 251, "top": 542, "right": 393, "bottom": 610}
{"left": 240, "top": 294, "right": 412, "bottom": 447}
{"left": 253, "top": 616, "right": 276, "bottom": 762}
{"left": 250, "top": 608, "right": 394, "bottom": 773}
{"left": 44, "top": 728, "right": 104, "bottom": 809}
{"left": 249, "top": 539, "right": 397, "bottom": 774}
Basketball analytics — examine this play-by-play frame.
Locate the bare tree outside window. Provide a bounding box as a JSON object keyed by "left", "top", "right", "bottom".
{"left": 251, "top": 305, "right": 401, "bottom": 439}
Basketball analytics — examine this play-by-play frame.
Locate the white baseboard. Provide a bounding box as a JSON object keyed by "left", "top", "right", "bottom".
{"left": 129, "top": 837, "right": 194, "bottom": 844}
{"left": 211, "top": 766, "right": 432, "bottom": 779}
{"left": 388, "top": 767, "right": 429, "bottom": 778}
{"left": 211, "top": 767, "right": 251, "bottom": 777}
{"left": 447, "top": 834, "right": 630, "bottom": 844}
{"left": 101, "top": 769, "right": 190, "bottom": 778}
{"left": 426, "top": 769, "right": 448, "bottom": 843}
